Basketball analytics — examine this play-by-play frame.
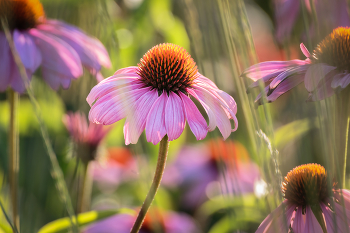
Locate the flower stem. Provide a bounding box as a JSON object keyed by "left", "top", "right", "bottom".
{"left": 130, "top": 135, "right": 169, "bottom": 233}
{"left": 343, "top": 107, "right": 350, "bottom": 188}
{"left": 8, "top": 89, "right": 19, "bottom": 232}
{"left": 77, "top": 162, "right": 92, "bottom": 214}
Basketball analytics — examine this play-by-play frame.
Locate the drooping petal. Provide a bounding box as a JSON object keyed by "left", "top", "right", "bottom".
{"left": 44, "top": 20, "right": 111, "bottom": 68}
{"left": 267, "top": 74, "right": 304, "bottom": 102}
{"left": 320, "top": 202, "right": 350, "bottom": 233}
{"left": 269, "top": 65, "right": 309, "bottom": 89}
{"left": 331, "top": 73, "right": 350, "bottom": 89}
{"left": 308, "top": 70, "right": 336, "bottom": 101}
{"left": 123, "top": 89, "right": 159, "bottom": 145}
{"left": 29, "top": 28, "right": 83, "bottom": 78}
{"left": 179, "top": 92, "right": 207, "bottom": 140}
{"left": 291, "top": 207, "right": 305, "bottom": 233}
{"left": 86, "top": 75, "right": 140, "bottom": 106}
{"left": 145, "top": 91, "right": 167, "bottom": 145}
{"left": 0, "top": 33, "right": 12, "bottom": 91}
{"left": 114, "top": 66, "right": 138, "bottom": 75}
{"left": 189, "top": 88, "right": 231, "bottom": 139}
{"left": 89, "top": 85, "right": 148, "bottom": 125}
{"left": 304, "top": 63, "right": 336, "bottom": 92}
{"left": 304, "top": 206, "right": 323, "bottom": 233}
{"left": 165, "top": 92, "right": 186, "bottom": 141}
{"left": 13, "top": 30, "right": 42, "bottom": 73}
{"left": 242, "top": 60, "right": 307, "bottom": 82}
{"left": 333, "top": 201, "right": 350, "bottom": 233}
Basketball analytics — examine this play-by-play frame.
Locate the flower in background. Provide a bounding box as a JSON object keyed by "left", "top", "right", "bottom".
{"left": 256, "top": 163, "right": 350, "bottom": 232}
{"left": 242, "top": 28, "right": 350, "bottom": 104}
{"left": 275, "top": 0, "right": 350, "bottom": 43}
{"left": 90, "top": 147, "right": 138, "bottom": 191}
{"left": 83, "top": 209, "right": 198, "bottom": 233}
{"left": 0, "top": 0, "right": 111, "bottom": 93}
{"left": 87, "top": 43, "right": 238, "bottom": 145}
{"left": 63, "top": 112, "right": 110, "bottom": 163}
{"left": 163, "top": 140, "right": 261, "bottom": 208}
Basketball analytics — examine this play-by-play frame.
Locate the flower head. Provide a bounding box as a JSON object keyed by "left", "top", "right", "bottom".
{"left": 242, "top": 27, "right": 350, "bottom": 104}
{"left": 275, "top": 0, "right": 350, "bottom": 43}
{"left": 0, "top": 0, "right": 111, "bottom": 93}
{"left": 87, "top": 43, "right": 238, "bottom": 145}
{"left": 256, "top": 163, "right": 350, "bottom": 232}
{"left": 63, "top": 112, "right": 110, "bottom": 163}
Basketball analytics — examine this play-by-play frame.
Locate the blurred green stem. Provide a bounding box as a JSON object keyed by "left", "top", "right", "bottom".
{"left": 77, "top": 162, "right": 92, "bottom": 214}
{"left": 8, "top": 89, "right": 19, "bottom": 232}
{"left": 343, "top": 117, "right": 350, "bottom": 188}
{"left": 130, "top": 135, "right": 169, "bottom": 233}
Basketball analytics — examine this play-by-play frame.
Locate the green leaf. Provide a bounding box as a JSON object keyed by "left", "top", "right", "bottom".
{"left": 275, "top": 119, "right": 314, "bottom": 149}
{"left": 38, "top": 208, "right": 135, "bottom": 233}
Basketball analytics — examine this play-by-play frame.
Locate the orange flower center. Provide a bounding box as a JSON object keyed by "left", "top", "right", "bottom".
{"left": 282, "top": 163, "right": 329, "bottom": 206}
{"left": 0, "top": 0, "right": 45, "bottom": 31}
{"left": 312, "top": 27, "right": 350, "bottom": 71}
{"left": 137, "top": 43, "right": 199, "bottom": 95}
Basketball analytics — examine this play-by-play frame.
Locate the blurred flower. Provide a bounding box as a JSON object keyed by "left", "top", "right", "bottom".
{"left": 163, "top": 140, "right": 261, "bottom": 208}
{"left": 275, "top": 0, "right": 350, "bottom": 43}
{"left": 256, "top": 163, "right": 350, "bottom": 232}
{"left": 83, "top": 209, "right": 198, "bottom": 233}
{"left": 0, "top": 0, "right": 111, "bottom": 93}
{"left": 87, "top": 43, "right": 238, "bottom": 145}
{"left": 90, "top": 147, "right": 137, "bottom": 190}
{"left": 63, "top": 112, "right": 110, "bottom": 163}
{"left": 243, "top": 28, "right": 350, "bottom": 104}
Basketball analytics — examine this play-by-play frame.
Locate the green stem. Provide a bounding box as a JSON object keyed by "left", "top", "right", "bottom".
{"left": 8, "top": 89, "right": 19, "bottom": 232}
{"left": 130, "top": 135, "right": 169, "bottom": 233}
{"left": 77, "top": 162, "right": 92, "bottom": 214}
{"left": 343, "top": 112, "right": 350, "bottom": 188}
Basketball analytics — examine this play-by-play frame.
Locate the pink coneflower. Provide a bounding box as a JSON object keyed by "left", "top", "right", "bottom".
{"left": 275, "top": 0, "right": 350, "bottom": 43}
{"left": 242, "top": 27, "right": 350, "bottom": 104}
{"left": 256, "top": 163, "right": 350, "bottom": 232}
{"left": 63, "top": 112, "right": 110, "bottom": 163}
{"left": 87, "top": 43, "right": 238, "bottom": 145}
{"left": 0, "top": 0, "right": 111, "bottom": 93}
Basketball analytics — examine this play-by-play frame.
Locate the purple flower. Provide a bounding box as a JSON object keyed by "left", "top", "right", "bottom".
{"left": 243, "top": 27, "right": 350, "bottom": 104}
{"left": 86, "top": 43, "right": 238, "bottom": 145}
{"left": 256, "top": 164, "right": 350, "bottom": 233}
{"left": 163, "top": 140, "right": 261, "bottom": 208}
{"left": 275, "top": 0, "right": 350, "bottom": 42}
{"left": 0, "top": 0, "right": 111, "bottom": 92}
{"left": 63, "top": 112, "right": 110, "bottom": 162}
{"left": 83, "top": 209, "right": 199, "bottom": 233}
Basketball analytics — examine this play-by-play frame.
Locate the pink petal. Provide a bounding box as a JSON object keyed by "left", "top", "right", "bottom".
{"left": 194, "top": 75, "right": 218, "bottom": 89}
{"left": 41, "top": 69, "right": 71, "bottom": 90}
{"left": 0, "top": 33, "right": 12, "bottom": 91}
{"left": 189, "top": 88, "right": 231, "bottom": 139}
{"left": 13, "top": 30, "right": 42, "bottom": 73}
{"left": 86, "top": 75, "right": 140, "bottom": 106}
{"left": 331, "top": 73, "right": 350, "bottom": 89}
{"left": 29, "top": 28, "right": 83, "bottom": 78}
{"left": 145, "top": 91, "right": 167, "bottom": 145}
{"left": 300, "top": 43, "right": 311, "bottom": 58}
{"left": 45, "top": 20, "right": 111, "bottom": 68}
{"left": 179, "top": 92, "right": 207, "bottom": 140}
{"left": 89, "top": 84, "right": 148, "bottom": 125}
{"left": 123, "top": 89, "right": 158, "bottom": 145}
{"left": 308, "top": 71, "right": 336, "bottom": 101}
{"left": 242, "top": 60, "right": 307, "bottom": 82}
{"left": 114, "top": 66, "right": 138, "bottom": 75}
{"left": 304, "top": 63, "right": 336, "bottom": 92}
{"left": 304, "top": 206, "right": 323, "bottom": 233}
{"left": 267, "top": 74, "right": 304, "bottom": 102}
{"left": 269, "top": 65, "right": 309, "bottom": 89}
{"left": 165, "top": 92, "right": 186, "bottom": 141}
{"left": 291, "top": 207, "right": 305, "bottom": 233}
